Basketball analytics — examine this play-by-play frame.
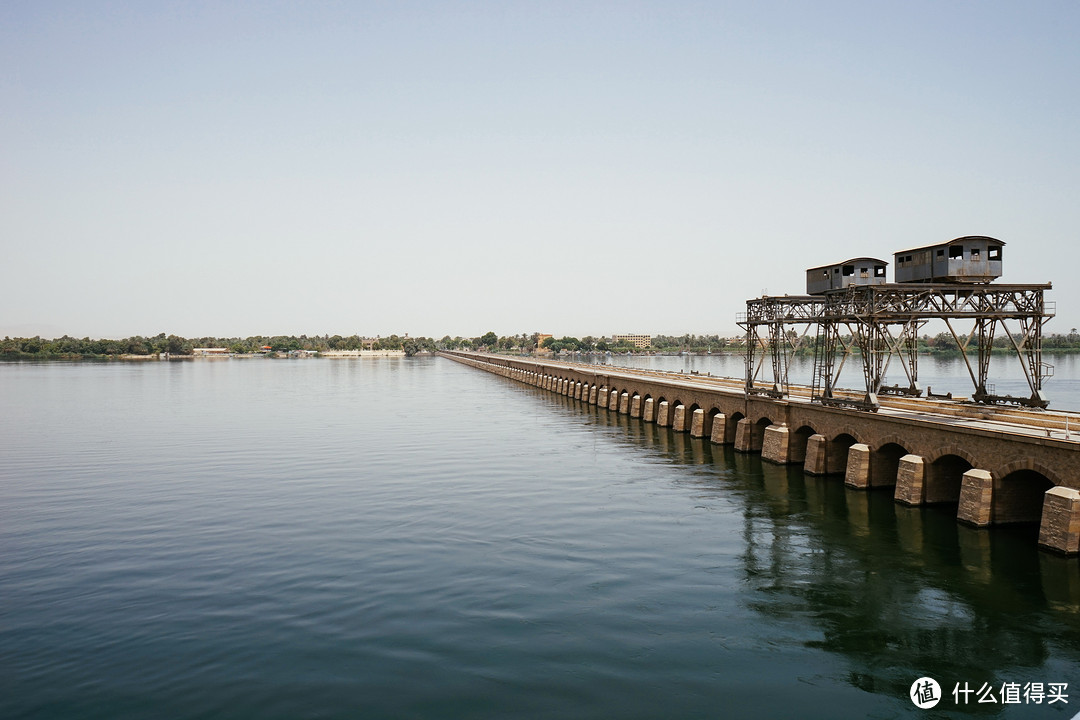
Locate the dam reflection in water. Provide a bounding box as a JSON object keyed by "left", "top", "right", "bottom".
{"left": 547, "top": 387, "right": 1080, "bottom": 705}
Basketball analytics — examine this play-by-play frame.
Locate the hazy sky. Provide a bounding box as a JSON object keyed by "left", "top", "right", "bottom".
{"left": 3, "top": 1, "right": 1078, "bottom": 340}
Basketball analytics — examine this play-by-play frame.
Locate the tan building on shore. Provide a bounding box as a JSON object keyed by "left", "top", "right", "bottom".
{"left": 611, "top": 334, "right": 651, "bottom": 349}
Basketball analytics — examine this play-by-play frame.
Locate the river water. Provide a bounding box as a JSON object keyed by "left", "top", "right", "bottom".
{"left": 571, "top": 352, "right": 1080, "bottom": 412}
{"left": 2, "top": 357, "right": 1078, "bottom": 719}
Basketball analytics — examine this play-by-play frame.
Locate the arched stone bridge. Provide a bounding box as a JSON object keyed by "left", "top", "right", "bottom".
{"left": 441, "top": 351, "right": 1080, "bottom": 556}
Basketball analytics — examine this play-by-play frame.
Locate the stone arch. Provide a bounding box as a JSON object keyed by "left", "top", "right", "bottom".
{"left": 831, "top": 426, "right": 864, "bottom": 446}
{"left": 871, "top": 442, "right": 909, "bottom": 488}
{"left": 827, "top": 432, "right": 859, "bottom": 476}
{"left": 743, "top": 416, "right": 773, "bottom": 453}
{"left": 608, "top": 385, "right": 622, "bottom": 411}
{"left": 925, "top": 453, "right": 973, "bottom": 504}
{"left": 790, "top": 424, "right": 817, "bottom": 465}
{"left": 727, "top": 411, "right": 745, "bottom": 441}
{"left": 655, "top": 396, "right": 672, "bottom": 426}
{"left": 996, "top": 459, "right": 1066, "bottom": 488}
{"left": 925, "top": 445, "right": 979, "bottom": 468}
{"left": 672, "top": 400, "right": 696, "bottom": 432}
{"left": 994, "top": 469, "right": 1054, "bottom": 524}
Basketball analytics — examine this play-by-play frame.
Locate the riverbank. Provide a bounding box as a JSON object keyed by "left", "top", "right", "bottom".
{"left": 0, "top": 350, "right": 409, "bottom": 361}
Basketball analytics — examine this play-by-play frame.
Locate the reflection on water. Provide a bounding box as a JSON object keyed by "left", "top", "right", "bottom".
{"left": 551, "top": 389, "right": 1080, "bottom": 713}
{"left": 1, "top": 358, "right": 1078, "bottom": 719}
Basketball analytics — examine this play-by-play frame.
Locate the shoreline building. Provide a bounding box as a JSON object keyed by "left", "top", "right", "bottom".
{"left": 611, "top": 334, "right": 652, "bottom": 349}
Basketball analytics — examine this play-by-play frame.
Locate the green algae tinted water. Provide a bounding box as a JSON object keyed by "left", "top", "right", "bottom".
{"left": 1, "top": 357, "right": 1078, "bottom": 719}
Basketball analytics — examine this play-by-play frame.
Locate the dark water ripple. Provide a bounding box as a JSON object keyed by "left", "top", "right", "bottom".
{"left": 1, "top": 357, "right": 1078, "bottom": 719}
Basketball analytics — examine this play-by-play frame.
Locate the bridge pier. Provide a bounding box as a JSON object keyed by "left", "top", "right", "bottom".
{"left": 710, "top": 413, "right": 728, "bottom": 444}
{"left": 761, "top": 425, "right": 791, "bottom": 464}
{"left": 672, "top": 405, "right": 688, "bottom": 432}
{"left": 591, "top": 386, "right": 602, "bottom": 405}
{"left": 690, "top": 409, "right": 706, "bottom": 438}
{"left": 958, "top": 469, "right": 995, "bottom": 527}
{"left": 630, "top": 394, "right": 642, "bottom": 419}
{"left": 642, "top": 398, "right": 656, "bottom": 422}
{"left": 734, "top": 418, "right": 763, "bottom": 453}
{"left": 894, "top": 455, "right": 927, "bottom": 505}
{"left": 845, "top": 444, "right": 872, "bottom": 489}
{"left": 1039, "top": 487, "right": 1080, "bottom": 555}
{"left": 619, "top": 392, "right": 630, "bottom": 414}
{"left": 656, "top": 401, "right": 672, "bottom": 427}
{"left": 803, "top": 434, "right": 828, "bottom": 474}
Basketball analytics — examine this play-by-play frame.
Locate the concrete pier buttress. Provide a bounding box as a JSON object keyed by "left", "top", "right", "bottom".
{"left": 958, "top": 469, "right": 995, "bottom": 527}
{"left": 690, "top": 409, "right": 706, "bottom": 438}
{"left": 590, "top": 386, "right": 601, "bottom": 405}
{"left": 1039, "top": 487, "right": 1080, "bottom": 555}
{"left": 656, "top": 401, "right": 672, "bottom": 427}
{"left": 803, "top": 434, "right": 828, "bottom": 474}
{"left": 672, "top": 405, "right": 688, "bottom": 432}
{"left": 619, "top": 392, "right": 630, "bottom": 414}
{"left": 630, "top": 395, "right": 642, "bottom": 419}
{"left": 575, "top": 382, "right": 583, "bottom": 400}
{"left": 734, "top": 418, "right": 760, "bottom": 453}
{"left": 642, "top": 398, "right": 656, "bottom": 423}
{"left": 894, "top": 455, "right": 927, "bottom": 505}
{"left": 844, "top": 444, "right": 872, "bottom": 489}
{"left": 609, "top": 390, "right": 619, "bottom": 411}
{"left": 761, "top": 425, "right": 791, "bottom": 464}
{"left": 710, "top": 414, "right": 728, "bottom": 444}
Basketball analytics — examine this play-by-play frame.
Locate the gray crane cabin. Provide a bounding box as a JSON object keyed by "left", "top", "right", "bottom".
{"left": 893, "top": 236, "right": 1004, "bottom": 283}
{"left": 805, "top": 258, "right": 888, "bottom": 295}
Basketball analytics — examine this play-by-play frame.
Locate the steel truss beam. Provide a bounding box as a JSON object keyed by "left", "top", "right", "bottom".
{"left": 738, "top": 283, "right": 1054, "bottom": 410}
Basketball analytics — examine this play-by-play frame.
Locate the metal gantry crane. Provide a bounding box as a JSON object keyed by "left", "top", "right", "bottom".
{"left": 739, "top": 283, "right": 1055, "bottom": 411}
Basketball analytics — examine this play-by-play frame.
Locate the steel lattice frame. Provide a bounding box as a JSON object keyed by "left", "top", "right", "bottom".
{"left": 738, "top": 283, "right": 1054, "bottom": 410}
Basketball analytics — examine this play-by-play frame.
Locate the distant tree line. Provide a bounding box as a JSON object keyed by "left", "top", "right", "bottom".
{"left": 6, "top": 328, "right": 1080, "bottom": 359}
{"left": 0, "top": 333, "right": 438, "bottom": 358}
{"left": 0, "top": 331, "right": 539, "bottom": 358}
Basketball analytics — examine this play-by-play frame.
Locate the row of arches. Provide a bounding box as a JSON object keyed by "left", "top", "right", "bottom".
{"left": 468, "top": 356, "right": 1073, "bottom": 550}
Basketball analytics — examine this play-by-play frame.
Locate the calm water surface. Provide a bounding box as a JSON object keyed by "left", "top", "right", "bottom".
{"left": 576, "top": 352, "right": 1080, "bottom": 411}
{"left": 2, "top": 357, "right": 1078, "bottom": 719}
